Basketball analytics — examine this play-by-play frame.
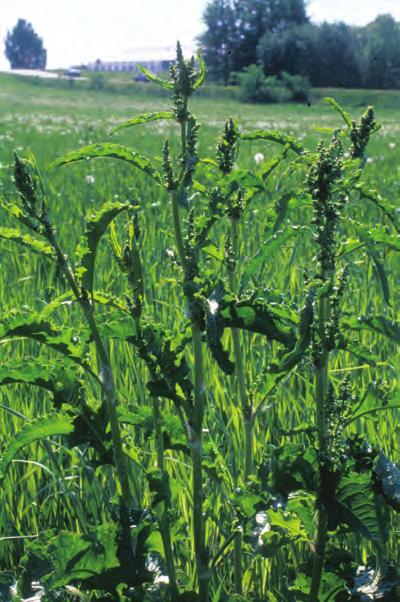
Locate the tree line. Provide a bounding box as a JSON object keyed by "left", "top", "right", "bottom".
{"left": 199, "top": 0, "right": 400, "bottom": 89}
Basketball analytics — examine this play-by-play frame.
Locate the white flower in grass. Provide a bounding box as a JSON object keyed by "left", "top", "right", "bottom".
{"left": 389, "top": 142, "right": 396, "bottom": 149}
{"left": 254, "top": 152, "right": 264, "bottom": 165}
{"left": 85, "top": 174, "right": 95, "bottom": 184}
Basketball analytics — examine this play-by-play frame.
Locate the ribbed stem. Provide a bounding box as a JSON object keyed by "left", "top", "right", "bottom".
{"left": 43, "top": 223, "right": 134, "bottom": 509}
{"left": 152, "top": 397, "right": 179, "bottom": 597}
{"left": 228, "top": 216, "right": 253, "bottom": 595}
{"left": 171, "top": 110, "right": 209, "bottom": 600}
{"left": 309, "top": 294, "right": 329, "bottom": 602}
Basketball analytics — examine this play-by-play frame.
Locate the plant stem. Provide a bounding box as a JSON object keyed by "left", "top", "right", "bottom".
{"left": 172, "top": 106, "right": 210, "bottom": 600}
{"left": 43, "top": 222, "right": 134, "bottom": 509}
{"left": 309, "top": 294, "right": 329, "bottom": 602}
{"left": 152, "top": 397, "right": 179, "bottom": 597}
{"left": 228, "top": 217, "right": 251, "bottom": 595}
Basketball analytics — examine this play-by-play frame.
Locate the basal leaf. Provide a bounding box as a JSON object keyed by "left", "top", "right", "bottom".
{"left": 326, "top": 472, "right": 386, "bottom": 551}
{"left": 112, "top": 111, "right": 174, "bottom": 133}
{"left": 240, "top": 130, "right": 305, "bottom": 155}
{"left": 0, "top": 414, "right": 74, "bottom": 481}
{"left": 52, "top": 143, "right": 162, "bottom": 182}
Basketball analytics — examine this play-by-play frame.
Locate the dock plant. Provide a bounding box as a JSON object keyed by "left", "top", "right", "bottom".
{"left": 0, "top": 44, "right": 399, "bottom": 601}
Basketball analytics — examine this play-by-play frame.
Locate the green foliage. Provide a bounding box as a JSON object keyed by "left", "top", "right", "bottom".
{"left": 0, "top": 414, "right": 74, "bottom": 482}
{"left": 5, "top": 19, "right": 47, "bottom": 70}
{"left": 0, "top": 44, "right": 399, "bottom": 602}
{"left": 237, "top": 64, "right": 309, "bottom": 104}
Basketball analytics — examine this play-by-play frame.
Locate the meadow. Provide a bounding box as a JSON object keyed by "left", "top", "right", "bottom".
{"left": 0, "top": 63, "right": 399, "bottom": 601}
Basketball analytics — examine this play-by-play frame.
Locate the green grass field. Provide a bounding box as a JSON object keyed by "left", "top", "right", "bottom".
{"left": 0, "top": 71, "right": 399, "bottom": 600}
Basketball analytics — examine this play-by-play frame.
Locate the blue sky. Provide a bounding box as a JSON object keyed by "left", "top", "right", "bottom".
{"left": 1, "top": 0, "right": 399, "bottom": 70}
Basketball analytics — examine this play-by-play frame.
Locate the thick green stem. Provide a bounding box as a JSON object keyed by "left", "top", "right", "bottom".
{"left": 191, "top": 324, "right": 209, "bottom": 602}
{"left": 44, "top": 224, "right": 134, "bottom": 509}
{"left": 309, "top": 294, "right": 329, "bottom": 602}
{"left": 152, "top": 397, "right": 179, "bottom": 597}
{"left": 228, "top": 217, "right": 254, "bottom": 595}
{"left": 170, "top": 110, "right": 209, "bottom": 599}
{"left": 129, "top": 231, "right": 179, "bottom": 597}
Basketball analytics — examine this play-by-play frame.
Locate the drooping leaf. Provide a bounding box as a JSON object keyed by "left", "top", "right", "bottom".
{"left": 18, "top": 522, "right": 152, "bottom": 595}
{"left": 240, "top": 130, "right": 305, "bottom": 155}
{"left": 324, "top": 97, "right": 352, "bottom": 128}
{"left": 325, "top": 472, "right": 386, "bottom": 551}
{"left": 355, "top": 183, "right": 400, "bottom": 233}
{"left": 345, "top": 314, "right": 400, "bottom": 345}
{"left": 205, "top": 295, "right": 235, "bottom": 375}
{"left": 0, "top": 357, "right": 84, "bottom": 408}
{"left": 193, "top": 51, "right": 206, "bottom": 90}
{"left": 137, "top": 64, "right": 174, "bottom": 89}
{"left": 272, "top": 288, "right": 314, "bottom": 373}
{"left": 0, "top": 414, "right": 74, "bottom": 481}
{"left": 112, "top": 111, "right": 174, "bottom": 133}
{"left": 269, "top": 444, "right": 318, "bottom": 497}
{"left": 347, "top": 219, "right": 397, "bottom": 306}
{"left": 0, "top": 227, "right": 53, "bottom": 257}
{"left": 133, "top": 319, "right": 193, "bottom": 413}
{"left": 219, "top": 292, "right": 296, "bottom": 348}
{"left": 52, "top": 143, "right": 162, "bottom": 182}
{"left": 76, "top": 201, "right": 131, "bottom": 293}
{"left": 0, "top": 311, "right": 86, "bottom": 364}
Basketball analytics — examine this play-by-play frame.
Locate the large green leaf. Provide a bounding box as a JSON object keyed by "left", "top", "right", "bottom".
{"left": 324, "top": 97, "right": 352, "bottom": 128}
{"left": 0, "top": 227, "right": 53, "bottom": 257}
{"left": 112, "top": 111, "right": 174, "bottom": 133}
{"left": 52, "top": 143, "right": 162, "bottom": 182}
{"left": 0, "top": 357, "right": 83, "bottom": 408}
{"left": 326, "top": 472, "right": 386, "bottom": 551}
{"left": 137, "top": 64, "right": 174, "bottom": 89}
{"left": 193, "top": 51, "right": 206, "bottom": 90}
{"left": 345, "top": 314, "right": 400, "bottom": 345}
{"left": 19, "top": 519, "right": 152, "bottom": 597}
{"left": 0, "top": 414, "right": 74, "bottom": 481}
{"left": 355, "top": 183, "right": 400, "bottom": 232}
{"left": 0, "top": 311, "right": 86, "bottom": 363}
{"left": 205, "top": 298, "right": 235, "bottom": 375}
{"left": 76, "top": 201, "right": 131, "bottom": 294}
{"left": 240, "top": 130, "right": 305, "bottom": 155}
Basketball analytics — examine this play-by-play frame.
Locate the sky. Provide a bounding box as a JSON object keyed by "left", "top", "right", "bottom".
{"left": 0, "top": 0, "right": 400, "bottom": 70}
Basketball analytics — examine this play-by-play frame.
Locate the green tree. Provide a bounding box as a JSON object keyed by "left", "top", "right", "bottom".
{"left": 233, "top": 0, "right": 309, "bottom": 69}
{"left": 359, "top": 15, "right": 400, "bottom": 88}
{"left": 199, "top": 0, "right": 308, "bottom": 80}
{"left": 199, "top": 0, "right": 236, "bottom": 83}
{"left": 309, "top": 22, "right": 361, "bottom": 88}
{"left": 5, "top": 19, "right": 47, "bottom": 70}
{"left": 257, "top": 23, "right": 316, "bottom": 79}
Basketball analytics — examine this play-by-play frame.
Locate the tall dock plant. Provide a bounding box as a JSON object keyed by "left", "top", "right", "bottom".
{"left": 1, "top": 44, "right": 400, "bottom": 601}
